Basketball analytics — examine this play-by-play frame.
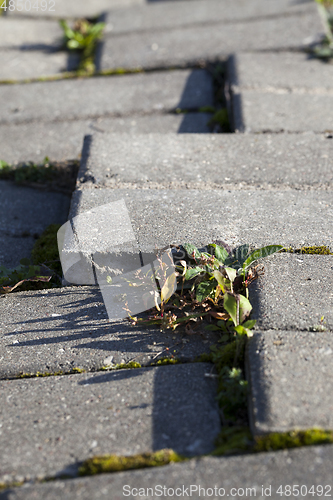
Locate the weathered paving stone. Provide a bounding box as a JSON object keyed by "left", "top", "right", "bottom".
{"left": 0, "top": 287, "right": 218, "bottom": 378}
{"left": 99, "top": 11, "right": 322, "bottom": 70}
{"left": 0, "top": 50, "right": 78, "bottom": 81}
{"left": 229, "top": 52, "right": 333, "bottom": 133}
{"left": 250, "top": 254, "right": 333, "bottom": 332}
{"left": 232, "top": 90, "right": 333, "bottom": 133}
{"left": 103, "top": 0, "right": 314, "bottom": 35}
{"left": 2, "top": 445, "right": 333, "bottom": 499}
{"left": 7, "top": 0, "right": 145, "bottom": 18}
{"left": 228, "top": 52, "right": 333, "bottom": 91}
{"left": 63, "top": 187, "right": 333, "bottom": 284}
{"left": 247, "top": 330, "right": 333, "bottom": 435}
{"left": 0, "top": 363, "right": 220, "bottom": 483}
{"left": 0, "top": 70, "right": 213, "bottom": 125}
{"left": 0, "top": 181, "right": 70, "bottom": 268}
{"left": 0, "top": 18, "right": 63, "bottom": 48}
{"left": 0, "top": 115, "right": 211, "bottom": 164}
{"left": 66, "top": 188, "right": 333, "bottom": 285}
{"left": 78, "top": 132, "right": 333, "bottom": 189}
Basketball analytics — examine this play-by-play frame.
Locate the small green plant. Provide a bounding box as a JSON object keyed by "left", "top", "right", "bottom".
{"left": 59, "top": 19, "right": 105, "bottom": 74}
{"left": 0, "top": 158, "right": 79, "bottom": 194}
{"left": 0, "top": 258, "right": 52, "bottom": 294}
{"left": 0, "top": 224, "right": 62, "bottom": 294}
{"left": 314, "top": 0, "right": 333, "bottom": 59}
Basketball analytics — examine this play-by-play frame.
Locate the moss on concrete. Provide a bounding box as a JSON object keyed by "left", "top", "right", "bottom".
{"left": 213, "top": 426, "right": 253, "bottom": 456}
{"left": 255, "top": 429, "right": 333, "bottom": 452}
{"left": 155, "top": 358, "right": 179, "bottom": 365}
{"left": 282, "top": 246, "right": 332, "bottom": 255}
{"left": 79, "top": 449, "right": 185, "bottom": 476}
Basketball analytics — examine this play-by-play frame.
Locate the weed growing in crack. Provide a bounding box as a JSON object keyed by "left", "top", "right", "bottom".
{"left": 0, "top": 158, "right": 79, "bottom": 194}
{"left": 313, "top": 0, "right": 333, "bottom": 59}
{"left": 0, "top": 224, "right": 62, "bottom": 294}
{"left": 59, "top": 18, "right": 105, "bottom": 74}
{"left": 124, "top": 241, "right": 282, "bottom": 427}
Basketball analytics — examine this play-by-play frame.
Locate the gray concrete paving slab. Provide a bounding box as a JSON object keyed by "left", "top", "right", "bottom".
{"left": 0, "top": 49, "right": 78, "bottom": 81}
{"left": 78, "top": 133, "right": 333, "bottom": 189}
{"left": 0, "top": 181, "right": 70, "bottom": 268}
{"left": 2, "top": 445, "right": 333, "bottom": 499}
{"left": 103, "top": 0, "right": 315, "bottom": 35}
{"left": 0, "top": 70, "right": 213, "bottom": 125}
{"left": 0, "top": 18, "right": 62, "bottom": 48}
{"left": 99, "top": 11, "right": 322, "bottom": 70}
{"left": 0, "top": 286, "right": 218, "bottom": 379}
{"left": 250, "top": 254, "right": 333, "bottom": 332}
{"left": 64, "top": 187, "right": 333, "bottom": 284}
{"left": 71, "top": 187, "right": 333, "bottom": 251}
{"left": 232, "top": 90, "right": 333, "bottom": 133}
{"left": 7, "top": 0, "right": 145, "bottom": 18}
{"left": 0, "top": 363, "right": 220, "bottom": 484}
{"left": 228, "top": 52, "right": 333, "bottom": 91}
{"left": 247, "top": 330, "right": 333, "bottom": 435}
{"left": 0, "top": 115, "right": 211, "bottom": 164}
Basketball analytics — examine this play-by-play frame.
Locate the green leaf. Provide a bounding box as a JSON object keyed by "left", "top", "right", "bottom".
{"left": 235, "top": 244, "right": 250, "bottom": 266}
{"left": 242, "top": 319, "right": 256, "bottom": 330}
{"left": 160, "top": 273, "right": 177, "bottom": 303}
{"left": 224, "top": 293, "right": 252, "bottom": 327}
{"left": 205, "top": 325, "right": 222, "bottom": 331}
{"left": 68, "top": 39, "right": 80, "bottom": 49}
{"left": 196, "top": 281, "right": 216, "bottom": 302}
{"left": 185, "top": 267, "right": 203, "bottom": 281}
{"left": 213, "top": 270, "right": 226, "bottom": 293}
{"left": 183, "top": 243, "right": 201, "bottom": 260}
{"left": 106, "top": 276, "right": 112, "bottom": 284}
{"left": 239, "top": 294, "right": 252, "bottom": 324}
{"left": 210, "top": 244, "right": 229, "bottom": 264}
{"left": 243, "top": 245, "right": 283, "bottom": 270}
{"left": 225, "top": 267, "right": 237, "bottom": 284}
{"left": 224, "top": 293, "right": 238, "bottom": 326}
{"left": 233, "top": 325, "right": 248, "bottom": 336}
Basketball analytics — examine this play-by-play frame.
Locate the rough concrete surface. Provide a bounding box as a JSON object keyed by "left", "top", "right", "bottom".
{"left": 228, "top": 52, "right": 333, "bottom": 91}
{"left": 0, "top": 181, "right": 70, "bottom": 268}
{"left": 0, "top": 115, "right": 211, "bottom": 164}
{"left": 0, "top": 18, "right": 63, "bottom": 48}
{"left": 99, "top": 11, "right": 322, "bottom": 70}
{"left": 2, "top": 445, "right": 333, "bottom": 500}
{"left": 69, "top": 187, "right": 333, "bottom": 253}
{"left": 0, "top": 363, "right": 220, "bottom": 483}
{"left": 0, "top": 70, "right": 213, "bottom": 125}
{"left": 7, "top": 0, "right": 145, "bottom": 18}
{"left": 250, "top": 254, "right": 333, "bottom": 332}
{"left": 247, "top": 330, "right": 333, "bottom": 435}
{"left": 232, "top": 90, "right": 333, "bottom": 133}
{"left": 78, "top": 132, "right": 333, "bottom": 189}
{"left": 0, "top": 49, "right": 78, "bottom": 81}
{"left": 103, "top": 0, "right": 314, "bottom": 35}
{"left": 0, "top": 287, "right": 218, "bottom": 378}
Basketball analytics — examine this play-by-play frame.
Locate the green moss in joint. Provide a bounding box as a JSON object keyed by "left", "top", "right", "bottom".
{"left": 195, "top": 353, "right": 213, "bottom": 363}
{"left": 155, "top": 358, "right": 179, "bottom": 366}
{"left": 31, "top": 224, "right": 62, "bottom": 274}
{"left": 212, "top": 426, "right": 253, "bottom": 456}
{"left": 72, "top": 367, "right": 86, "bottom": 374}
{"left": 113, "top": 361, "right": 142, "bottom": 370}
{"left": 281, "top": 246, "right": 332, "bottom": 255}
{"left": 17, "top": 371, "right": 64, "bottom": 378}
{"left": 79, "top": 449, "right": 185, "bottom": 476}
{"left": 255, "top": 429, "right": 333, "bottom": 452}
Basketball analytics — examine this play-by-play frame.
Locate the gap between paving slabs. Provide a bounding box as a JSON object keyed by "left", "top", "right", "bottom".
{"left": 2, "top": 242, "right": 333, "bottom": 490}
